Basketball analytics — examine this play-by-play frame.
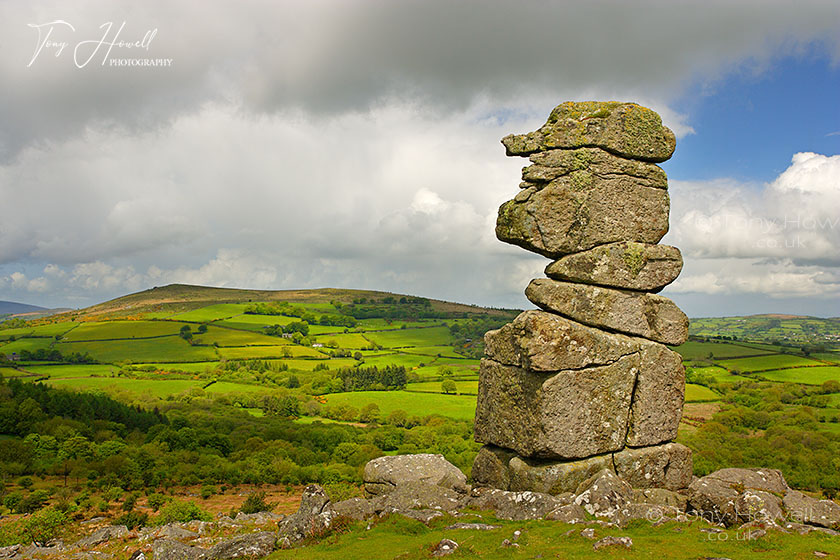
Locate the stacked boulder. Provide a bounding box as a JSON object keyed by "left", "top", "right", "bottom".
{"left": 473, "top": 101, "right": 692, "bottom": 495}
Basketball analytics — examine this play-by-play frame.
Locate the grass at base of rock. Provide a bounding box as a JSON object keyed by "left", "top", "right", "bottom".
{"left": 268, "top": 514, "right": 840, "bottom": 560}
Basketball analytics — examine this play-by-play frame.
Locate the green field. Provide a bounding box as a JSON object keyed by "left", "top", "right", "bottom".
{"left": 757, "top": 366, "right": 840, "bottom": 385}
{"left": 360, "top": 354, "right": 433, "bottom": 369}
{"left": 194, "top": 325, "right": 285, "bottom": 347}
{"left": 136, "top": 362, "right": 219, "bottom": 373}
{"left": 401, "top": 346, "right": 464, "bottom": 358}
{"left": 215, "top": 314, "right": 297, "bottom": 332}
{"left": 62, "top": 320, "right": 189, "bottom": 341}
{"left": 44, "top": 377, "right": 202, "bottom": 397}
{"left": 314, "top": 333, "right": 371, "bottom": 349}
{"left": 0, "top": 337, "right": 55, "bottom": 353}
{"left": 168, "top": 304, "right": 251, "bottom": 322}
{"left": 204, "top": 381, "right": 273, "bottom": 394}
{"left": 217, "top": 345, "right": 325, "bottom": 360}
{"left": 323, "top": 390, "right": 476, "bottom": 420}
{"left": 365, "top": 326, "right": 452, "bottom": 348}
{"left": 0, "top": 367, "right": 31, "bottom": 378}
{"left": 56, "top": 337, "right": 218, "bottom": 363}
{"left": 670, "top": 340, "right": 773, "bottom": 360}
{"left": 717, "top": 354, "right": 824, "bottom": 372}
{"left": 686, "top": 365, "right": 742, "bottom": 383}
{"left": 406, "top": 380, "right": 479, "bottom": 395}
{"left": 685, "top": 383, "right": 721, "bottom": 402}
{"left": 24, "top": 364, "right": 120, "bottom": 378}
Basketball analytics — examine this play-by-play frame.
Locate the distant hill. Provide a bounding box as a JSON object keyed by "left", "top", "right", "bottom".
{"left": 0, "top": 300, "right": 46, "bottom": 316}
{"left": 58, "top": 283, "right": 518, "bottom": 321}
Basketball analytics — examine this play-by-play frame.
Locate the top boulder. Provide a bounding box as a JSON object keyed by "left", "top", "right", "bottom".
{"left": 502, "top": 101, "right": 676, "bottom": 163}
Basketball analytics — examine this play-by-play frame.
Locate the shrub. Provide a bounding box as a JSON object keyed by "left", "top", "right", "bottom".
{"left": 200, "top": 485, "right": 216, "bottom": 500}
{"left": 155, "top": 500, "right": 212, "bottom": 525}
{"left": 16, "top": 490, "right": 49, "bottom": 514}
{"left": 0, "top": 507, "right": 68, "bottom": 547}
{"left": 115, "top": 510, "right": 148, "bottom": 529}
{"left": 239, "top": 491, "right": 272, "bottom": 514}
{"left": 324, "top": 482, "right": 362, "bottom": 502}
{"left": 146, "top": 493, "right": 167, "bottom": 511}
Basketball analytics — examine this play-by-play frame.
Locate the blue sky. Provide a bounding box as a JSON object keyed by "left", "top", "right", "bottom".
{"left": 666, "top": 49, "right": 840, "bottom": 183}
{"left": 0, "top": 1, "right": 838, "bottom": 318}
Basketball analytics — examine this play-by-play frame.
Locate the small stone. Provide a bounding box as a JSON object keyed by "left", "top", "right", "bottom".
{"left": 545, "top": 242, "right": 682, "bottom": 292}
{"left": 431, "top": 539, "right": 459, "bottom": 557}
{"left": 525, "top": 278, "right": 689, "bottom": 345}
{"left": 580, "top": 528, "right": 596, "bottom": 539}
{"left": 445, "top": 523, "right": 502, "bottom": 530}
{"left": 592, "top": 536, "right": 633, "bottom": 551}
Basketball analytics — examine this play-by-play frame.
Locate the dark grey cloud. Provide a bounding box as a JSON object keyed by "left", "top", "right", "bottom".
{"left": 1, "top": 0, "right": 839, "bottom": 314}
{"left": 2, "top": 0, "right": 838, "bottom": 159}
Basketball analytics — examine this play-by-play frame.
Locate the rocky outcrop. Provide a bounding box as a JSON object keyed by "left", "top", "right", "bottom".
{"left": 475, "top": 100, "right": 691, "bottom": 499}
{"left": 364, "top": 453, "right": 468, "bottom": 496}
{"left": 277, "top": 484, "right": 334, "bottom": 545}
{"left": 687, "top": 468, "right": 840, "bottom": 529}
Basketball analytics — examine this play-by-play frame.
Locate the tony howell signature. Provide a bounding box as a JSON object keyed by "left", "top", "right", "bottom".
{"left": 27, "top": 20, "right": 165, "bottom": 68}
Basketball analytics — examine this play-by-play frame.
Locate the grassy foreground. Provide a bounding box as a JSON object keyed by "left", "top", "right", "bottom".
{"left": 269, "top": 514, "right": 840, "bottom": 560}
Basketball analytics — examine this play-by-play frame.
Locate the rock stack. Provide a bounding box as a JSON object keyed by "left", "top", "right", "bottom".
{"left": 473, "top": 101, "right": 693, "bottom": 495}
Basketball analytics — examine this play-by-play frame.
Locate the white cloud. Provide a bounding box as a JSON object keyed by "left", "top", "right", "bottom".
{"left": 664, "top": 152, "right": 840, "bottom": 302}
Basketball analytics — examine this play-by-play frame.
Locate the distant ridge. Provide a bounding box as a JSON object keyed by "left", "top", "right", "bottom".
{"left": 59, "top": 283, "right": 518, "bottom": 321}
{"left": 0, "top": 300, "right": 46, "bottom": 315}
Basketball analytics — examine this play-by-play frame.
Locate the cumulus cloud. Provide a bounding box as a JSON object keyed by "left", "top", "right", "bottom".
{"left": 663, "top": 153, "right": 840, "bottom": 305}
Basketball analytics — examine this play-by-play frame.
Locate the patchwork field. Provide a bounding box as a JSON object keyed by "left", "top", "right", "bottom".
{"left": 322, "top": 390, "right": 476, "bottom": 421}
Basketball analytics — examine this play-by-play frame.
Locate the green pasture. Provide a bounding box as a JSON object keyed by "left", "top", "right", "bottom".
{"left": 757, "top": 366, "right": 840, "bottom": 385}
{"left": 717, "top": 354, "right": 824, "bottom": 372}
{"left": 684, "top": 383, "right": 721, "bottom": 402}
{"left": 670, "top": 341, "right": 773, "bottom": 360}
{"left": 307, "top": 325, "right": 350, "bottom": 336}
{"left": 62, "top": 320, "right": 189, "bottom": 341}
{"left": 43, "top": 376, "right": 202, "bottom": 397}
{"left": 193, "top": 325, "right": 283, "bottom": 347}
{"left": 0, "top": 367, "right": 31, "bottom": 378}
{"left": 204, "top": 381, "right": 272, "bottom": 394}
{"left": 215, "top": 314, "right": 298, "bottom": 332}
{"left": 365, "top": 326, "right": 452, "bottom": 348}
{"left": 826, "top": 393, "right": 840, "bottom": 407}
{"left": 136, "top": 362, "right": 219, "bottom": 373}
{"left": 401, "top": 346, "right": 463, "bottom": 358}
{"left": 0, "top": 337, "right": 55, "bottom": 353}
{"left": 169, "top": 304, "right": 250, "bottom": 322}
{"left": 686, "top": 365, "right": 742, "bottom": 383}
{"left": 30, "top": 323, "right": 78, "bottom": 337}
{"left": 406, "top": 380, "right": 478, "bottom": 395}
{"left": 314, "top": 333, "right": 370, "bottom": 349}
{"left": 322, "top": 390, "right": 476, "bottom": 420}
{"left": 360, "top": 353, "right": 432, "bottom": 369}
{"left": 814, "top": 353, "right": 840, "bottom": 364}
{"left": 56, "top": 337, "right": 217, "bottom": 363}
{"left": 413, "top": 364, "right": 479, "bottom": 381}
{"left": 218, "top": 345, "right": 326, "bottom": 360}
{"left": 23, "top": 364, "right": 120, "bottom": 379}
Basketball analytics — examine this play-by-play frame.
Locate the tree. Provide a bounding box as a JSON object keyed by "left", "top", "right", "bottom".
{"left": 179, "top": 325, "right": 193, "bottom": 340}
{"left": 197, "top": 324, "right": 208, "bottom": 334}
{"left": 442, "top": 379, "right": 457, "bottom": 394}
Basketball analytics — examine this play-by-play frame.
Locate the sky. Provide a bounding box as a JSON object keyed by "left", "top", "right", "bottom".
{"left": 0, "top": 0, "right": 839, "bottom": 317}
